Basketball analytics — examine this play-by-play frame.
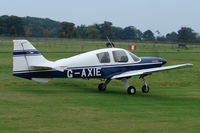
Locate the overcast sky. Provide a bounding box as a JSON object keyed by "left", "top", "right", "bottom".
{"left": 1, "top": 0, "right": 200, "bottom": 35}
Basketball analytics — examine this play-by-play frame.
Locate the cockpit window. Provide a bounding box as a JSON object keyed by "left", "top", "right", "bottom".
{"left": 96, "top": 52, "right": 110, "bottom": 63}
{"left": 112, "top": 50, "right": 128, "bottom": 62}
{"left": 128, "top": 52, "right": 140, "bottom": 62}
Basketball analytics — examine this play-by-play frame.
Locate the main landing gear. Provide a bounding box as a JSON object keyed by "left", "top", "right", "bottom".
{"left": 98, "top": 79, "right": 111, "bottom": 92}
{"left": 121, "top": 77, "right": 150, "bottom": 95}
{"left": 98, "top": 76, "right": 150, "bottom": 95}
{"left": 121, "top": 78, "right": 136, "bottom": 95}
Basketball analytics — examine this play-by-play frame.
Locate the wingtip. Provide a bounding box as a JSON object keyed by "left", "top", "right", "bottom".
{"left": 187, "top": 63, "right": 193, "bottom": 66}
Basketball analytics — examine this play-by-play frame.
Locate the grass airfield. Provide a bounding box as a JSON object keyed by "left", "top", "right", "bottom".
{"left": 0, "top": 38, "right": 200, "bottom": 133}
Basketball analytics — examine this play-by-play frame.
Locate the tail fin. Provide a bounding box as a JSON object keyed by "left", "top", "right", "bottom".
{"left": 13, "top": 40, "right": 52, "bottom": 82}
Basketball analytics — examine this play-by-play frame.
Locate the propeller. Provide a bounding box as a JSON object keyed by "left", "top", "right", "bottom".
{"left": 105, "top": 36, "right": 115, "bottom": 48}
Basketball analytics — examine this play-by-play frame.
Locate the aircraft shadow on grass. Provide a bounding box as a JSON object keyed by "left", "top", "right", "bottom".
{"left": 15, "top": 82, "right": 199, "bottom": 104}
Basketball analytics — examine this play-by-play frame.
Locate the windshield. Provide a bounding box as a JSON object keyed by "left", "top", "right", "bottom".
{"left": 128, "top": 52, "right": 140, "bottom": 62}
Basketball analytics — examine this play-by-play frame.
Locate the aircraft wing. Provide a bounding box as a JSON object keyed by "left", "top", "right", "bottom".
{"left": 111, "top": 64, "right": 193, "bottom": 79}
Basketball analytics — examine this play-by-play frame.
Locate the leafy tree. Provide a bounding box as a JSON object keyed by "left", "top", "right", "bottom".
{"left": 114, "top": 26, "right": 142, "bottom": 40}
{"left": 166, "top": 32, "right": 178, "bottom": 42}
{"left": 59, "top": 22, "right": 76, "bottom": 38}
{"left": 142, "top": 30, "right": 155, "bottom": 41}
{"left": 76, "top": 25, "right": 87, "bottom": 38}
{"left": 121, "top": 26, "right": 137, "bottom": 40}
{"left": 24, "top": 27, "right": 32, "bottom": 36}
{"left": 22, "top": 16, "right": 61, "bottom": 37}
{"left": 99, "top": 21, "right": 113, "bottom": 39}
{"left": 43, "top": 29, "right": 50, "bottom": 37}
{"left": 178, "top": 27, "right": 196, "bottom": 43}
{"left": 196, "top": 35, "right": 200, "bottom": 43}
{"left": 8, "top": 16, "right": 24, "bottom": 36}
{"left": 135, "top": 29, "right": 142, "bottom": 40}
{"left": 112, "top": 26, "right": 123, "bottom": 40}
{"left": 1, "top": 15, "right": 200, "bottom": 43}
{"left": 0, "top": 15, "right": 24, "bottom": 36}
{"left": 156, "top": 36, "right": 166, "bottom": 41}
{"left": 86, "top": 25, "right": 101, "bottom": 39}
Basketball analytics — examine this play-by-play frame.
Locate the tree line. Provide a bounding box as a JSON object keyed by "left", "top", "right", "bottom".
{"left": 0, "top": 15, "right": 200, "bottom": 43}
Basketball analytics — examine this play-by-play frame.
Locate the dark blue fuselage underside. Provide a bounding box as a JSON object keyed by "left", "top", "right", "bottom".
{"left": 13, "top": 58, "right": 164, "bottom": 80}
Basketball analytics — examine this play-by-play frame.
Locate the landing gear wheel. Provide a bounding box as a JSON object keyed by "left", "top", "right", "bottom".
{"left": 127, "top": 86, "right": 136, "bottom": 95}
{"left": 98, "top": 83, "right": 106, "bottom": 92}
{"left": 142, "top": 85, "right": 150, "bottom": 93}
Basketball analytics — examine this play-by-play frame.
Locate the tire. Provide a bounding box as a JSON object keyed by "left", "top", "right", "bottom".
{"left": 98, "top": 83, "right": 106, "bottom": 92}
{"left": 127, "top": 86, "right": 136, "bottom": 95}
{"left": 142, "top": 85, "right": 150, "bottom": 93}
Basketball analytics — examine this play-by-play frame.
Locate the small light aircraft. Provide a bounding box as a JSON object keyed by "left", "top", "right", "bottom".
{"left": 13, "top": 40, "right": 193, "bottom": 95}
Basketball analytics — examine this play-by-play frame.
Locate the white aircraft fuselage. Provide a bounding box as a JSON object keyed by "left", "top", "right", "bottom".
{"left": 13, "top": 40, "right": 192, "bottom": 95}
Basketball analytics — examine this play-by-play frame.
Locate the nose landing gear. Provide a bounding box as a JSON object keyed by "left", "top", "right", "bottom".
{"left": 140, "top": 75, "right": 150, "bottom": 93}
{"left": 142, "top": 84, "right": 150, "bottom": 93}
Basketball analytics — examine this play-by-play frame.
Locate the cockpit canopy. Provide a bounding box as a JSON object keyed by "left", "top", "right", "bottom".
{"left": 97, "top": 52, "right": 110, "bottom": 63}
{"left": 96, "top": 49, "right": 140, "bottom": 64}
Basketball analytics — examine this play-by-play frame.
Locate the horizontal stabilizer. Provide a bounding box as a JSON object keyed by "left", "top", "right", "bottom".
{"left": 30, "top": 64, "right": 67, "bottom": 72}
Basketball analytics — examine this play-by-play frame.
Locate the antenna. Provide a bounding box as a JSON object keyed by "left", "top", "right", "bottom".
{"left": 106, "top": 36, "right": 115, "bottom": 48}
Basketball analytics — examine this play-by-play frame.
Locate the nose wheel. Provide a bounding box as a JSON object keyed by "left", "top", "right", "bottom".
{"left": 140, "top": 75, "right": 150, "bottom": 93}
{"left": 142, "top": 84, "right": 150, "bottom": 93}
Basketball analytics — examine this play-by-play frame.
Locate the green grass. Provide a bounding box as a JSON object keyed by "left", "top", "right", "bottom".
{"left": 0, "top": 38, "right": 200, "bottom": 133}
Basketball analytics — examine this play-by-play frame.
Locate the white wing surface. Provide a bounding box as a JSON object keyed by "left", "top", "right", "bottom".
{"left": 111, "top": 64, "right": 193, "bottom": 79}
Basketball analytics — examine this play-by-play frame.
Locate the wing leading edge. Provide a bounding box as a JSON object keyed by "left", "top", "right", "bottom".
{"left": 111, "top": 64, "right": 193, "bottom": 79}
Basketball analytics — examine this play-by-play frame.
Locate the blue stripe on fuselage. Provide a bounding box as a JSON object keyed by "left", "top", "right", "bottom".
{"left": 13, "top": 62, "right": 163, "bottom": 79}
